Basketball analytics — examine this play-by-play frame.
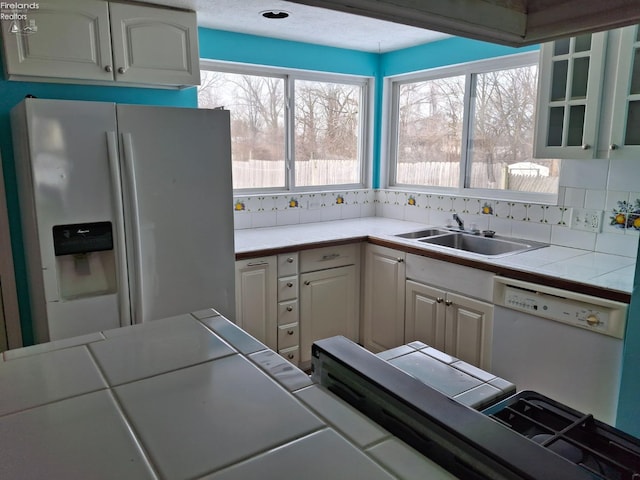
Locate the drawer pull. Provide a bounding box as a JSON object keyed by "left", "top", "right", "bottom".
{"left": 247, "top": 261, "right": 269, "bottom": 267}
{"left": 445, "top": 300, "right": 453, "bottom": 306}
{"left": 287, "top": 330, "right": 294, "bottom": 335}
{"left": 397, "top": 258, "right": 404, "bottom": 263}
{"left": 286, "top": 306, "right": 293, "bottom": 312}
{"left": 286, "top": 282, "right": 293, "bottom": 288}
{"left": 287, "top": 257, "right": 294, "bottom": 263}
{"left": 304, "top": 281, "right": 311, "bottom": 286}
{"left": 436, "top": 297, "right": 444, "bottom": 303}
{"left": 321, "top": 253, "right": 340, "bottom": 261}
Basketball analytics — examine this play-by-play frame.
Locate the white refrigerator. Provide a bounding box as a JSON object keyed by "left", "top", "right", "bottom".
{"left": 11, "top": 98, "right": 235, "bottom": 343}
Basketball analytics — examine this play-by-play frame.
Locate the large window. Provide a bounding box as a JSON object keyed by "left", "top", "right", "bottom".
{"left": 389, "top": 52, "right": 560, "bottom": 201}
{"left": 199, "top": 63, "right": 368, "bottom": 192}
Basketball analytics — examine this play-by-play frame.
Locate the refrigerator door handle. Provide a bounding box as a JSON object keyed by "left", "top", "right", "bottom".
{"left": 120, "top": 132, "right": 145, "bottom": 324}
{"left": 106, "top": 131, "right": 132, "bottom": 328}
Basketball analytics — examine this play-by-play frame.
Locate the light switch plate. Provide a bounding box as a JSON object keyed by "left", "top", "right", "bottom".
{"left": 569, "top": 208, "right": 603, "bottom": 233}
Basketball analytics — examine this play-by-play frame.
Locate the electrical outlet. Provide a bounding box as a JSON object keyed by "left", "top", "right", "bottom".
{"left": 569, "top": 208, "right": 603, "bottom": 233}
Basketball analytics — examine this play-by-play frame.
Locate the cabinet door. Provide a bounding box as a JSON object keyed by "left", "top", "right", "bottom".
{"left": 1, "top": 0, "right": 113, "bottom": 81}
{"left": 405, "top": 280, "right": 445, "bottom": 351}
{"left": 300, "top": 265, "right": 359, "bottom": 365}
{"left": 235, "top": 257, "right": 277, "bottom": 350}
{"left": 362, "top": 245, "right": 405, "bottom": 353}
{"left": 534, "top": 32, "right": 607, "bottom": 158}
{"left": 445, "top": 292, "right": 494, "bottom": 370}
{"left": 109, "top": 2, "right": 200, "bottom": 86}
{"left": 609, "top": 24, "right": 640, "bottom": 158}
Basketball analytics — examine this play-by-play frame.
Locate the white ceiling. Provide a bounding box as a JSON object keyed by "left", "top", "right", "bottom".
{"left": 134, "top": 0, "right": 450, "bottom": 53}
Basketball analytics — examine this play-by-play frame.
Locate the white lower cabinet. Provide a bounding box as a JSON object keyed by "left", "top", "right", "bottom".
{"left": 405, "top": 280, "right": 494, "bottom": 370}
{"left": 235, "top": 244, "right": 360, "bottom": 368}
{"left": 299, "top": 244, "right": 361, "bottom": 366}
{"left": 234, "top": 257, "right": 277, "bottom": 350}
{"left": 362, "top": 244, "right": 406, "bottom": 353}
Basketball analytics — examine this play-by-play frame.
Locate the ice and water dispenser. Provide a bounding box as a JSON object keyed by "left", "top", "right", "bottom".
{"left": 52, "top": 222, "right": 117, "bottom": 299}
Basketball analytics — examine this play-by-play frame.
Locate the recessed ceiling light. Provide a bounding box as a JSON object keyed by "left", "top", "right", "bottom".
{"left": 261, "top": 10, "right": 290, "bottom": 19}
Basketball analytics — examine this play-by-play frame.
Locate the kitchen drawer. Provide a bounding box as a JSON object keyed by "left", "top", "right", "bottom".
{"left": 278, "top": 253, "right": 299, "bottom": 277}
{"left": 279, "top": 346, "right": 299, "bottom": 365}
{"left": 278, "top": 323, "right": 299, "bottom": 350}
{"left": 278, "top": 276, "right": 298, "bottom": 301}
{"left": 278, "top": 299, "right": 299, "bottom": 326}
{"left": 300, "top": 244, "right": 360, "bottom": 273}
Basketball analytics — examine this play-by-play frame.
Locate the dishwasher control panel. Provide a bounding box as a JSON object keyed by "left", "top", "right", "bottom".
{"left": 494, "top": 277, "right": 627, "bottom": 339}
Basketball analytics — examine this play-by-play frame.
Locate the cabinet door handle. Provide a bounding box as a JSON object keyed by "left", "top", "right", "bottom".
{"left": 286, "top": 257, "right": 294, "bottom": 263}
{"left": 286, "top": 306, "right": 293, "bottom": 312}
{"left": 286, "top": 282, "right": 293, "bottom": 288}
{"left": 321, "top": 253, "right": 340, "bottom": 261}
{"left": 117, "top": 67, "right": 126, "bottom": 74}
{"left": 610, "top": 144, "right": 619, "bottom": 151}
{"left": 287, "top": 353, "right": 295, "bottom": 360}
{"left": 397, "top": 258, "right": 404, "bottom": 263}
{"left": 304, "top": 281, "right": 311, "bottom": 286}
{"left": 287, "top": 330, "right": 294, "bottom": 335}
{"left": 105, "top": 65, "right": 113, "bottom": 72}
{"left": 445, "top": 300, "right": 453, "bottom": 306}
{"left": 581, "top": 144, "right": 591, "bottom": 150}
{"left": 436, "top": 297, "right": 444, "bottom": 303}
{"left": 247, "top": 261, "right": 268, "bottom": 267}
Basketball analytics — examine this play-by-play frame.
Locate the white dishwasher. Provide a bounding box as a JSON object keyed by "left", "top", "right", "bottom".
{"left": 491, "top": 277, "right": 628, "bottom": 426}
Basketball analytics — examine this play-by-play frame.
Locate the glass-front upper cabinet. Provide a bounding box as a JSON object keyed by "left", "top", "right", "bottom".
{"left": 534, "top": 32, "right": 608, "bottom": 159}
{"left": 609, "top": 25, "right": 640, "bottom": 159}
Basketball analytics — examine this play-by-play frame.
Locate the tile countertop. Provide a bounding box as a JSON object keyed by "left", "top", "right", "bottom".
{"left": 0, "top": 310, "right": 456, "bottom": 480}
{"left": 235, "top": 217, "right": 637, "bottom": 297}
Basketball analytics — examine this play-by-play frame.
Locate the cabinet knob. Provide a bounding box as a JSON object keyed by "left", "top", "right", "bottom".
{"left": 287, "top": 330, "right": 294, "bottom": 335}
{"left": 397, "top": 258, "right": 404, "bottom": 263}
{"left": 286, "top": 257, "right": 294, "bottom": 263}
{"left": 104, "top": 65, "right": 113, "bottom": 73}
{"left": 117, "top": 67, "right": 126, "bottom": 74}
{"left": 610, "top": 144, "right": 619, "bottom": 151}
{"left": 581, "top": 144, "right": 591, "bottom": 150}
{"left": 286, "top": 306, "right": 293, "bottom": 312}
{"left": 304, "top": 281, "right": 311, "bottom": 286}
{"left": 286, "top": 282, "right": 293, "bottom": 288}
{"left": 445, "top": 300, "right": 453, "bottom": 306}
{"left": 436, "top": 297, "right": 444, "bottom": 303}
{"left": 287, "top": 353, "right": 295, "bottom": 360}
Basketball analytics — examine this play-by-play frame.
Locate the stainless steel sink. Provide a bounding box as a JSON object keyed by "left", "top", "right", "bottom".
{"left": 395, "top": 228, "right": 451, "bottom": 239}
{"left": 418, "top": 233, "right": 546, "bottom": 257}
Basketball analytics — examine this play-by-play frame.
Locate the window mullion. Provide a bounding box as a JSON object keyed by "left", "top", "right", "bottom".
{"left": 285, "top": 76, "right": 295, "bottom": 191}
{"left": 460, "top": 72, "right": 475, "bottom": 190}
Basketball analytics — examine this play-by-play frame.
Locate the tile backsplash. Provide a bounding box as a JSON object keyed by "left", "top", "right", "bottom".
{"left": 232, "top": 159, "right": 640, "bottom": 259}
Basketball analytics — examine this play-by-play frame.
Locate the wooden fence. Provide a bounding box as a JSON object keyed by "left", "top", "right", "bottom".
{"left": 232, "top": 159, "right": 558, "bottom": 193}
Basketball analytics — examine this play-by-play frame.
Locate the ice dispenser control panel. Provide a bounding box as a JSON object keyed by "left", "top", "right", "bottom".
{"left": 53, "top": 222, "right": 113, "bottom": 256}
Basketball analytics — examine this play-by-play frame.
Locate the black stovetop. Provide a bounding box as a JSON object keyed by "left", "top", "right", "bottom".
{"left": 311, "top": 336, "right": 600, "bottom": 480}
{"left": 484, "top": 392, "right": 640, "bottom": 480}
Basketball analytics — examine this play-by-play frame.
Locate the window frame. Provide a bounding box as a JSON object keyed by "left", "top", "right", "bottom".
{"left": 384, "top": 51, "right": 558, "bottom": 204}
{"left": 200, "top": 60, "right": 372, "bottom": 194}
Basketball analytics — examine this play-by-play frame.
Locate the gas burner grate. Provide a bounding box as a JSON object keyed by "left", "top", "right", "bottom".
{"left": 486, "top": 392, "right": 640, "bottom": 480}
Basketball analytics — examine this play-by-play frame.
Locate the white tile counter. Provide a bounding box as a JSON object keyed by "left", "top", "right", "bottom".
{"left": 0, "top": 310, "right": 456, "bottom": 480}
{"left": 235, "top": 217, "right": 636, "bottom": 296}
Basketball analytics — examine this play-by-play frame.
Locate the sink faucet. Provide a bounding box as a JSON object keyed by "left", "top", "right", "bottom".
{"left": 453, "top": 213, "right": 464, "bottom": 230}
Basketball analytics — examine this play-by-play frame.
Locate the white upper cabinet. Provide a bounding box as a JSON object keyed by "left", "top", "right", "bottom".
{"left": 1, "top": 0, "right": 113, "bottom": 82}
{"left": 535, "top": 25, "right": 640, "bottom": 160}
{"left": 1, "top": 0, "right": 199, "bottom": 87}
{"left": 108, "top": 2, "right": 200, "bottom": 86}
{"left": 534, "top": 32, "right": 607, "bottom": 159}
{"left": 608, "top": 25, "right": 640, "bottom": 158}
